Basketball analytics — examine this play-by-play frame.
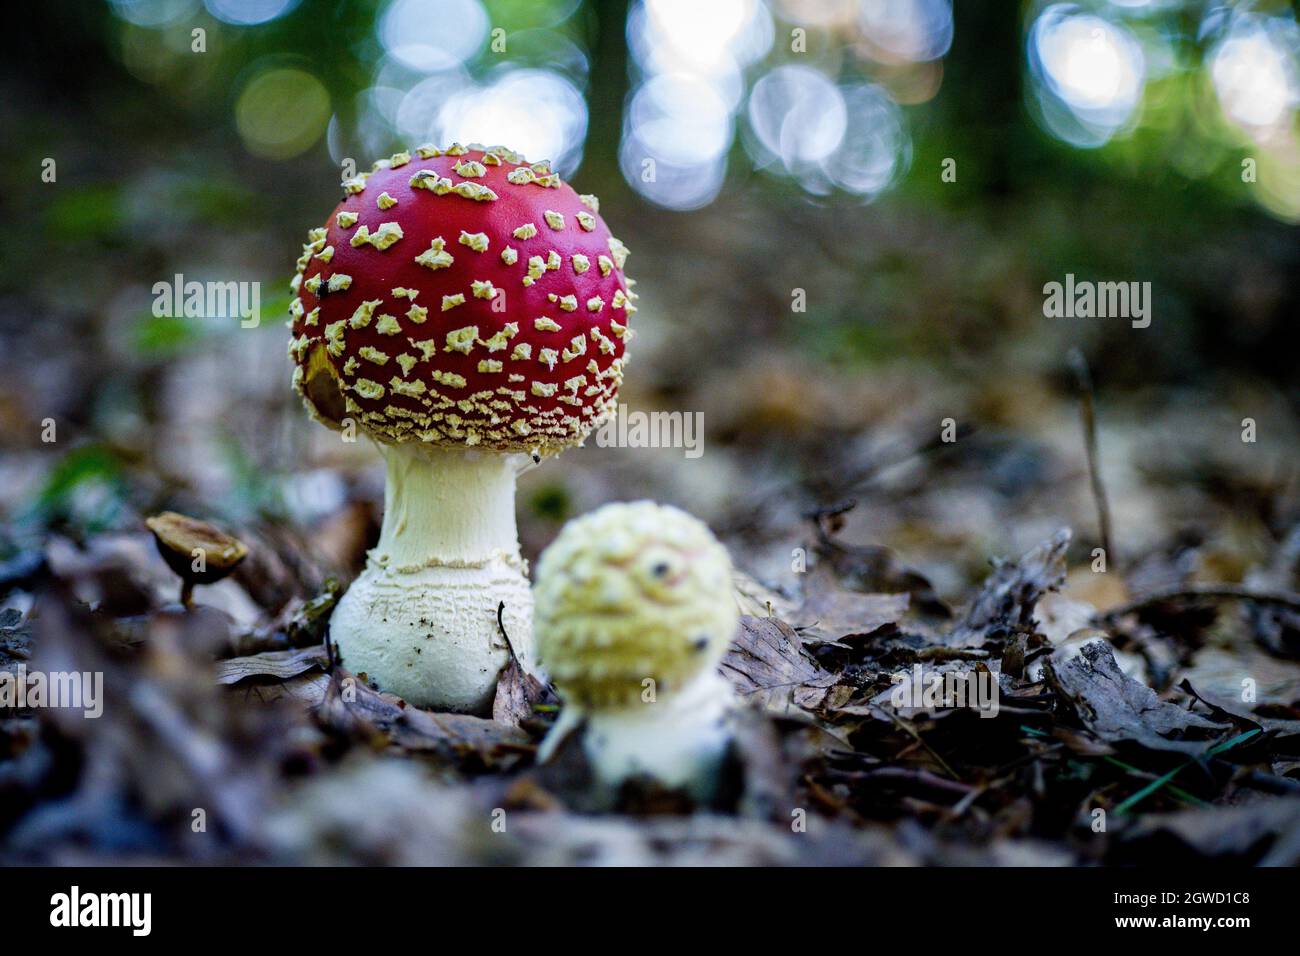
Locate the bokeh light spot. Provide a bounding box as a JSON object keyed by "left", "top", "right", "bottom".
{"left": 379, "top": 0, "right": 490, "bottom": 72}
{"left": 857, "top": 0, "right": 953, "bottom": 64}
{"left": 747, "top": 65, "right": 847, "bottom": 169}
{"left": 1210, "top": 16, "right": 1300, "bottom": 132}
{"left": 436, "top": 69, "right": 588, "bottom": 173}
{"left": 235, "top": 68, "right": 330, "bottom": 160}
{"left": 1028, "top": 5, "right": 1146, "bottom": 147}
{"left": 204, "top": 0, "right": 300, "bottom": 26}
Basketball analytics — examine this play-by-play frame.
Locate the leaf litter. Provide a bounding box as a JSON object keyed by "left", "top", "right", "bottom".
{"left": 3, "top": 496, "right": 1300, "bottom": 864}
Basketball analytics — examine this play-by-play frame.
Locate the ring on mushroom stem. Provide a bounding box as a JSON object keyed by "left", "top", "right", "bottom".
{"left": 534, "top": 501, "right": 740, "bottom": 797}
{"left": 287, "top": 144, "right": 635, "bottom": 713}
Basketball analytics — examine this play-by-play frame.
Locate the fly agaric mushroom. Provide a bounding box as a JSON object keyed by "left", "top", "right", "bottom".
{"left": 534, "top": 501, "right": 739, "bottom": 795}
{"left": 287, "top": 144, "right": 634, "bottom": 713}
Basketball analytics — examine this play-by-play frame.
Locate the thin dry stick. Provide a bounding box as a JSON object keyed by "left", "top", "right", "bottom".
{"left": 724, "top": 424, "right": 975, "bottom": 534}
{"left": 1067, "top": 348, "right": 1115, "bottom": 573}
{"left": 868, "top": 702, "right": 961, "bottom": 782}
{"left": 1096, "top": 582, "right": 1300, "bottom": 623}
{"left": 853, "top": 766, "right": 976, "bottom": 795}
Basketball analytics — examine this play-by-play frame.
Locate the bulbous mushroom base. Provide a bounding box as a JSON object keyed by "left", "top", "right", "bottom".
{"left": 545, "top": 670, "right": 736, "bottom": 798}
{"left": 330, "top": 557, "right": 533, "bottom": 713}
{"left": 327, "top": 443, "right": 536, "bottom": 714}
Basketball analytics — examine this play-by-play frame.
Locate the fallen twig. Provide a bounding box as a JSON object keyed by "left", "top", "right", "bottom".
{"left": 1095, "top": 583, "right": 1300, "bottom": 623}
{"left": 1067, "top": 348, "right": 1115, "bottom": 573}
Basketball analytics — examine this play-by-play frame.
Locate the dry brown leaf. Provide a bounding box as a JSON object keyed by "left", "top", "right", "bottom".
{"left": 944, "top": 528, "right": 1072, "bottom": 648}
{"left": 1045, "top": 639, "right": 1228, "bottom": 754}
{"left": 491, "top": 601, "right": 558, "bottom": 727}
{"left": 214, "top": 645, "right": 329, "bottom": 685}
{"left": 319, "top": 669, "right": 530, "bottom": 765}
{"left": 792, "top": 564, "right": 910, "bottom": 644}
{"left": 721, "top": 616, "right": 837, "bottom": 714}
{"left": 1122, "top": 798, "right": 1300, "bottom": 861}
{"left": 492, "top": 652, "right": 556, "bottom": 728}
{"left": 228, "top": 671, "right": 332, "bottom": 707}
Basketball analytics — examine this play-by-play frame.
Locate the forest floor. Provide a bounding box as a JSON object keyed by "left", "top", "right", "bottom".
{"left": 3, "top": 338, "right": 1298, "bottom": 864}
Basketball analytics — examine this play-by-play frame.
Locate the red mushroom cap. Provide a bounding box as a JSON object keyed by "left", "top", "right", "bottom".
{"left": 288, "top": 144, "right": 634, "bottom": 454}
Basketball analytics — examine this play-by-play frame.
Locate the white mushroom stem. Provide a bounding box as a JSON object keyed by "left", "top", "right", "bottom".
{"left": 540, "top": 670, "right": 736, "bottom": 797}
{"left": 329, "top": 442, "right": 534, "bottom": 713}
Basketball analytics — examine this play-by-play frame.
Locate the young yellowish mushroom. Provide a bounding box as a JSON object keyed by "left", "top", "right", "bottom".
{"left": 535, "top": 501, "right": 739, "bottom": 795}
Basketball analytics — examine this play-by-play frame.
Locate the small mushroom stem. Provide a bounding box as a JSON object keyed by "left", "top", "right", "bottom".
{"left": 544, "top": 670, "right": 737, "bottom": 798}
{"left": 179, "top": 579, "right": 194, "bottom": 609}
{"left": 329, "top": 442, "right": 534, "bottom": 712}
